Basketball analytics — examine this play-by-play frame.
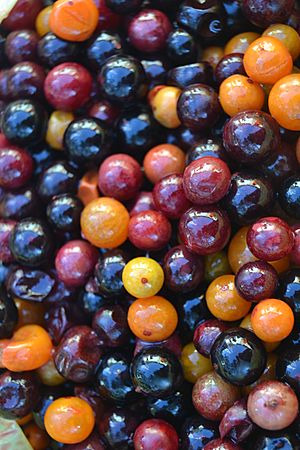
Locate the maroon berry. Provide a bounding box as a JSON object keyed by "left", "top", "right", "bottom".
{"left": 0, "top": 145, "right": 33, "bottom": 189}
{"left": 2, "top": 0, "right": 43, "bottom": 31}
{"left": 247, "top": 217, "right": 295, "bottom": 261}
{"left": 92, "top": 304, "right": 130, "bottom": 348}
{"left": 193, "top": 319, "right": 229, "bottom": 357}
{"left": 219, "top": 399, "right": 255, "bottom": 443}
{"left": 0, "top": 220, "right": 16, "bottom": 263}
{"left": 98, "top": 154, "right": 143, "bottom": 201}
{"left": 44, "top": 63, "right": 92, "bottom": 111}
{"left": 133, "top": 419, "right": 179, "bottom": 450}
{"left": 129, "top": 191, "right": 157, "bottom": 217}
{"left": 192, "top": 371, "right": 240, "bottom": 421}
{"left": 55, "top": 240, "right": 98, "bottom": 288}
{"left": 134, "top": 334, "right": 182, "bottom": 358}
{"left": 179, "top": 206, "right": 231, "bottom": 256}
{"left": 203, "top": 438, "right": 242, "bottom": 450}
{"left": 128, "top": 210, "right": 172, "bottom": 251}
{"left": 128, "top": 9, "right": 172, "bottom": 53}
{"left": 153, "top": 174, "right": 191, "bottom": 219}
{"left": 5, "top": 30, "right": 39, "bottom": 64}
{"left": 235, "top": 261, "right": 278, "bottom": 302}
{"left": 183, "top": 157, "right": 231, "bottom": 205}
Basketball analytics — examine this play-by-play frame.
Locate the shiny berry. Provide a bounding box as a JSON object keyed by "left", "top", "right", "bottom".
{"left": 235, "top": 261, "right": 278, "bottom": 302}
{"left": 133, "top": 419, "right": 179, "bottom": 450}
{"left": 92, "top": 304, "right": 130, "bottom": 347}
{"left": 128, "top": 210, "right": 172, "bottom": 251}
{"left": 153, "top": 174, "right": 191, "bottom": 219}
{"left": 193, "top": 319, "right": 229, "bottom": 358}
{"left": 0, "top": 145, "right": 33, "bottom": 190}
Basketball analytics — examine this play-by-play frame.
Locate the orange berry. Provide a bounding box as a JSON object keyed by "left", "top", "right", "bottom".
{"left": 268, "top": 74, "right": 300, "bottom": 131}
{"left": 224, "top": 32, "right": 260, "bottom": 55}
{"left": 206, "top": 274, "right": 251, "bottom": 321}
{"left": 77, "top": 169, "right": 99, "bottom": 206}
{"left": 44, "top": 397, "right": 95, "bottom": 444}
{"left": 202, "top": 46, "right": 224, "bottom": 68}
{"left": 228, "top": 226, "right": 290, "bottom": 274}
{"left": 2, "top": 325, "right": 52, "bottom": 372}
{"left": 240, "top": 313, "right": 280, "bottom": 352}
{"left": 35, "top": 5, "right": 52, "bottom": 36}
{"left": 262, "top": 24, "right": 300, "bottom": 61}
{"left": 151, "top": 86, "right": 181, "bottom": 128}
{"left": 80, "top": 197, "right": 129, "bottom": 248}
{"left": 143, "top": 143, "right": 185, "bottom": 184}
{"left": 122, "top": 257, "right": 164, "bottom": 298}
{"left": 251, "top": 299, "right": 294, "bottom": 342}
{"left": 23, "top": 422, "right": 50, "bottom": 450}
{"left": 50, "top": 0, "right": 99, "bottom": 42}
{"left": 127, "top": 296, "right": 178, "bottom": 342}
{"left": 46, "top": 111, "right": 74, "bottom": 150}
{"left": 219, "top": 74, "right": 265, "bottom": 117}
{"left": 243, "top": 36, "right": 293, "bottom": 85}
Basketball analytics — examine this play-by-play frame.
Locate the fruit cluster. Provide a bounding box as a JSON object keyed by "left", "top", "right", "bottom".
{"left": 0, "top": 0, "right": 300, "bottom": 449}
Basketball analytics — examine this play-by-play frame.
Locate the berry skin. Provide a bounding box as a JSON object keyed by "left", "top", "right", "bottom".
{"left": 122, "top": 257, "right": 164, "bottom": 298}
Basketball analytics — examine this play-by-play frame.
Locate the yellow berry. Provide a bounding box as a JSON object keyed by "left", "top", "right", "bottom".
{"left": 122, "top": 257, "right": 164, "bottom": 298}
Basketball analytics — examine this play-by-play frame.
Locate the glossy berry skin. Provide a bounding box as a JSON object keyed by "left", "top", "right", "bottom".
{"left": 133, "top": 419, "right": 179, "bottom": 450}
{"left": 9, "top": 218, "right": 53, "bottom": 267}
{"left": 128, "top": 210, "right": 172, "bottom": 251}
{"left": 186, "top": 138, "right": 227, "bottom": 164}
{"left": 276, "top": 349, "right": 300, "bottom": 397}
{"left": 193, "top": 319, "right": 229, "bottom": 358}
{"left": 183, "top": 157, "right": 231, "bottom": 205}
{"left": 95, "top": 249, "right": 127, "bottom": 297}
{"left": 153, "top": 174, "right": 191, "bottom": 219}
{"left": 203, "top": 439, "right": 242, "bottom": 450}
{"left": 122, "top": 257, "right": 164, "bottom": 299}
{"left": 64, "top": 118, "right": 111, "bottom": 164}
{"left": 253, "top": 432, "right": 298, "bottom": 450}
{"left": 128, "top": 296, "right": 178, "bottom": 342}
{"left": 177, "top": 84, "right": 221, "bottom": 131}
{"left": 8, "top": 62, "right": 46, "bottom": 100}
{"left": 96, "top": 352, "right": 135, "bottom": 403}
{"left": 241, "top": 0, "right": 295, "bottom": 28}
{"left": 146, "top": 386, "right": 191, "bottom": 425}
{"left": 86, "top": 31, "right": 123, "bottom": 72}
{"left": 6, "top": 267, "right": 55, "bottom": 303}
{"left": 92, "top": 304, "right": 130, "bottom": 347}
{"left": 5, "top": 30, "right": 38, "bottom": 64}
{"left": 167, "top": 63, "right": 213, "bottom": 90}
{"left": 211, "top": 328, "right": 267, "bottom": 386}
{"left": 131, "top": 348, "right": 183, "bottom": 398}
{"left": 135, "top": 334, "right": 182, "bottom": 360}
{"left": 247, "top": 381, "right": 298, "bottom": 431}
{"left": 98, "top": 55, "right": 146, "bottom": 104}
{"left": 223, "top": 172, "right": 274, "bottom": 226}
{"left": 117, "top": 106, "right": 160, "bottom": 157}
{"left": 219, "top": 398, "right": 254, "bottom": 444}
{"left": 251, "top": 299, "right": 294, "bottom": 343}
{"left": 0, "top": 187, "right": 39, "bottom": 221}
{"left": 192, "top": 371, "right": 240, "bottom": 421}
{"left": 278, "top": 176, "right": 300, "bottom": 219}
{"left": 144, "top": 144, "right": 186, "bottom": 184}
{"left": 2, "top": 100, "right": 47, "bottom": 145}
{"left": 177, "top": 0, "right": 226, "bottom": 39}
{"left": 291, "top": 226, "right": 300, "bottom": 266}
{"left": 98, "top": 154, "right": 143, "bottom": 201}
{"left": 54, "top": 325, "right": 102, "bottom": 383}
{"left": 0, "top": 220, "right": 16, "bottom": 263}
{"left": 181, "top": 342, "right": 213, "bottom": 383}
{"left": 247, "top": 217, "right": 294, "bottom": 261}
{"left": 81, "top": 197, "right": 129, "bottom": 249}
{"left": 44, "top": 397, "right": 95, "bottom": 444}
{"left": 89, "top": 100, "right": 119, "bottom": 127}
{"left": 3, "top": 2, "right": 42, "bottom": 30}
{"left": 235, "top": 261, "right": 278, "bottom": 302}
{"left": 0, "top": 371, "right": 40, "bottom": 420}
{"left": 277, "top": 269, "right": 300, "bottom": 318}
{"left": 38, "top": 32, "right": 80, "bottom": 69}
{"left": 97, "top": 407, "right": 140, "bottom": 449}
{"left": 181, "top": 416, "right": 219, "bottom": 450}
{"left": 37, "top": 161, "right": 78, "bottom": 203}
{"left": 223, "top": 111, "right": 280, "bottom": 165}
{"left": 0, "top": 287, "right": 18, "bottom": 339}
{"left": 44, "top": 63, "right": 92, "bottom": 111}
{"left": 0, "top": 146, "right": 33, "bottom": 190}
{"left": 167, "top": 29, "right": 197, "bottom": 65}
{"left": 179, "top": 206, "right": 231, "bottom": 256}
{"left": 215, "top": 53, "right": 246, "bottom": 85}
{"left": 55, "top": 240, "right": 98, "bottom": 288}
{"left": 268, "top": 74, "right": 300, "bottom": 132}
{"left": 163, "top": 245, "right": 204, "bottom": 293}
{"left": 46, "top": 194, "right": 83, "bottom": 233}
{"left": 130, "top": 191, "right": 156, "bottom": 217}
{"left": 129, "top": 9, "right": 172, "bottom": 53}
